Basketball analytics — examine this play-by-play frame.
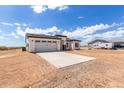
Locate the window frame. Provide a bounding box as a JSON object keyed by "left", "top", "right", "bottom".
{"left": 42, "top": 40, "right": 46, "bottom": 43}
{"left": 75, "top": 42, "right": 79, "bottom": 47}
{"left": 35, "top": 40, "right": 40, "bottom": 42}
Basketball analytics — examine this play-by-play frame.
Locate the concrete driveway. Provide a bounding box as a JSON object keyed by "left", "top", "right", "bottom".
{"left": 37, "top": 52, "right": 96, "bottom": 68}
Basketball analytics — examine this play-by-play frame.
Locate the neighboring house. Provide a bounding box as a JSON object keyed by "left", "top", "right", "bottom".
{"left": 25, "top": 33, "right": 81, "bottom": 52}
{"left": 88, "top": 40, "right": 113, "bottom": 49}
{"left": 88, "top": 39, "right": 124, "bottom": 49}
{"left": 112, "top": 41, "right": 124, "bottom": 48}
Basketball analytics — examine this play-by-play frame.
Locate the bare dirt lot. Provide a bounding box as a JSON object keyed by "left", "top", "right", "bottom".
{"left": 42, "top": 49, "right": 124, "bottom": 88}
{"left": 0, "top": 49, "right": 124, "bottom": 88}
{"left": 0, "top": 49, "right": 56, "bottom": 88}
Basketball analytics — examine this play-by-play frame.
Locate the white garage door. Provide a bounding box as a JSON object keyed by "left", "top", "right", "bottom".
{"left": 35, "top": 40, "right": 58, "bottom": 52}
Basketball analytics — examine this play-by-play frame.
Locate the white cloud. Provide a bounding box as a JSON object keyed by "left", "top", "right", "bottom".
{"left": 8, "top": 32, "right": 19, "bottom": 38}
{"left": 62, "top": 22, "right": 124, "bottom": 45}
{"left": 1, "top": 26, "right": 61, "bottom": 39}
{"left": 0, "top": 22, "right": 28, "bottom": 28}
{"left": 117, "top": 27, "right": 124, "bottom": 30}
{"left": 0, "top": 36, "right": 5, "bottom": 40}
{"left": 62, "top": 23, "right": 123, "bottom": 38}
{"left": 0, "top": 22, "right": 61, "bottom": 39}
{"left": 1, "top": 22, "right": 13, "bottom": 26}
{"left": 101, "top": 30, "right": 124, "bottom": 38}
{"left": 48, "top": 5, "right": 68, "bottom": 11}
{"left": 16, "top": 26, "right": 61, "bottom": 37}
{"left": 0, "top": 32, "right": 19, "bottom": 39}
{"left": 81, "top": 29, "right": 124, "bottom": 45}
{"left": 58, "top": 6, "right": 68, "bottom": 10}
{"left": 47, "top": 5, "right": 59, "bottom": 10}
{"left": 78, "top": 16, "right": 84, "bottom": 19}
{"left": 31, "top": 5, "right": 47, "bottom": 13}
{"left": 16, "top": 27, "right": 25, "bottom": 37}
{"left": 14, "top": 23, "right": 20, "bottom": 26}
{"left": 22, "top": 23, "right": 27, "bottom": 27}
{"left": 31, "top": 5, "right": 68, "bottom": 13}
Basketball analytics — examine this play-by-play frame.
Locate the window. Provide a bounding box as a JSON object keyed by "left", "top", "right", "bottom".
{"left": 75, "top": 43, "right": 79, "bottom": 47}
{"left": 53, "top": 41, "right": 56, "bottom": 43}
{"left": 42, "top": 40, "right": 46, "bottom": 42}
{"left": 48, "top": 41, "right": 52, "bottom": 43}
{"left": 35, "top": 40, "right": 40, "bottom": 42}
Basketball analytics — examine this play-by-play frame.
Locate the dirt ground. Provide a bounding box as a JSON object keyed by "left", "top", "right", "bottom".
{"left": 41, "top": 49, "right": 124, "bottom": 88}
{"left": 0, "top": 49, "right": 124, "bottom": 88}
{"left": 0, "top": 49, "right": 57, "bottom": 88}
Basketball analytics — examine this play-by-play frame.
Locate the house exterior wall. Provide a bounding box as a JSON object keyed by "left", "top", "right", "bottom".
{"left": 26, "top": 38, "right": 35, "bottom": 52}
{"left": 55, "top": 36, "right": 67, "bottom": 50}
{"left": 88, "top": 41, "right": 113, "bottom": 49}
{"left": 26, "top": 37, "right": 61, "bottom": 52}
{"left": 71, "top": 41, "right": 80, "bottom": 50}
{"left": 66, "top": 41, "right": 72, "bottom": 50}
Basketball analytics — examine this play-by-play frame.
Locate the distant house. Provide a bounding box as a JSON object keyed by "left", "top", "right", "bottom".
{"left": 88, "top": 40, "right": 113, "bottom": 49}
{"left": 88, "top": 39, "right": 124, "bottom": 49}
{"left": 112, "top": 41, "right": 124, "bottom": 48}
{"left": 25, "top": 33, "right": 81, "bottom": 52}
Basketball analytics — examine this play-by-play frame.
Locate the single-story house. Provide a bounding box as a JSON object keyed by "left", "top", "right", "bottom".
{"left": 25, "top": 33, "right": 81, "bottom": 52}
{"left": 112, "top": 41, "right": 124, "bottom": 48}
{"left": 88, "top": 39, "right": 113, "bottom": 49}
{"left": 88, "top": 39, "right": 124, "bottom": 49}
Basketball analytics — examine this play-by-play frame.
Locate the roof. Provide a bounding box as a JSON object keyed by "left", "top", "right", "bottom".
{"left": 69, "top": 39, "right": 81, "bottom": 42}
{"left": 25, "top": 33, "right": 61, "bottom": 40}
{"left": 26, "top": 33, "right": 81, "bottom": 41}
{"left": 109, "top": 40, "right": 124, "bottom": 43}
{"left": 67, "top": 38, "right": 81, "bottom": 42}
{"left": 55, "top": 35, "right": 67, "bottom": 37}
{"left": 88, "top": 39, "right": 110, "bottom": 44}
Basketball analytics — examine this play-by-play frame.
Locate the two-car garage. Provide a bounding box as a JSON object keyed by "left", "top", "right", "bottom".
{"left": 35, "top": 40, "right": 59, "bottom": 52}
{"left": 27, "top": 37, "right": 61, "bottom": 52}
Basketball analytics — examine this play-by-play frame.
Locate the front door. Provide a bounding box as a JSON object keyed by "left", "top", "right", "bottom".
{"left": 62, "top": 45, "right": 66, "bottom": 50}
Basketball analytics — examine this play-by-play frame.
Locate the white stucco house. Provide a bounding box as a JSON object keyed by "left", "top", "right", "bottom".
{"left": 88, "top": 39, "right": 124, "bottom": 49}
{"left": 88, "top": 39, "right": 113, "bottom": 49}
{"left": 25, "top": 33, "right": 81, "bottom": 52}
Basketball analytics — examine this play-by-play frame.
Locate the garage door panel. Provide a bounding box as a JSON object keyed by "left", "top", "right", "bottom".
{"left": 35, "top": 41, "right": 57, "bottom": 52}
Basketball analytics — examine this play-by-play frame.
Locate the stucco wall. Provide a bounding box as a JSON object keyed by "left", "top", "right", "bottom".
{"left": 71, "top": 41, "right": 80, "bottom": 50}
{"left": 55, "top": 36, "right": 67, "bottom": 50}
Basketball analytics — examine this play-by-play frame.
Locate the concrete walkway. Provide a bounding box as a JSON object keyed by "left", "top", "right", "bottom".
{"left": 37, "top": 52, "right": 96, "bottom": 68}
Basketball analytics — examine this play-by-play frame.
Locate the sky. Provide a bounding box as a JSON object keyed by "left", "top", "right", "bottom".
{"left": 0, "top": 5, "right": 124, "bottom": 46}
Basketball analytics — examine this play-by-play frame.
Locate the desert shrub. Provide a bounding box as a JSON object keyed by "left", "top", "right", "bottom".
{"left": 88, "top": 48, "right": 91, "bottom": 50}
{"left": 0, "top": 46, "right": 8, "bottom": 50}
{"left": 22, "top": 47, "right": 26, "bottom": 51}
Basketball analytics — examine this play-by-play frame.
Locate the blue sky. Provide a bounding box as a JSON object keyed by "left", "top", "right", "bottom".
{"left": 0, "top": 5, "right": 124, "bottom": 46}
